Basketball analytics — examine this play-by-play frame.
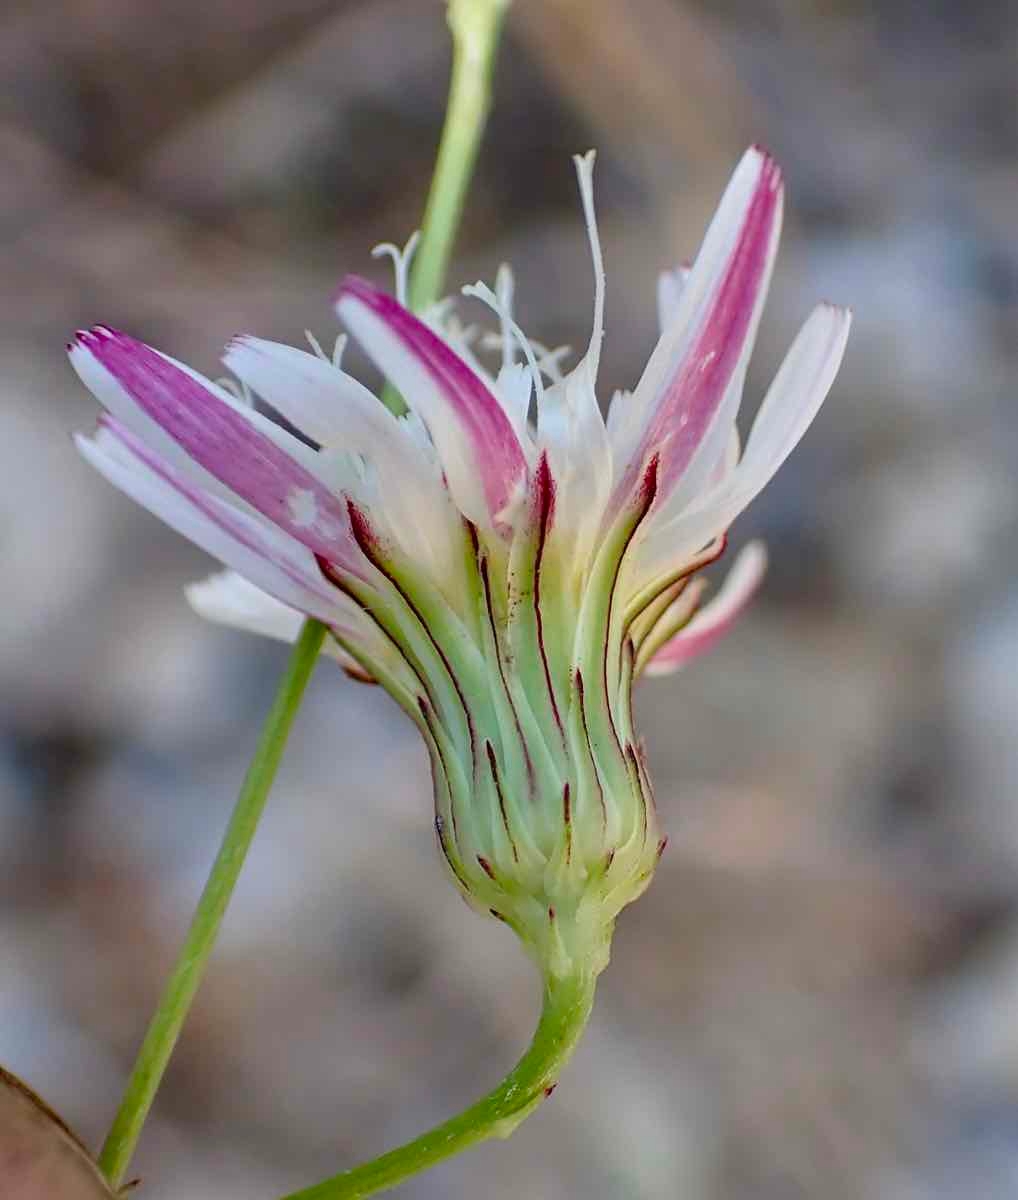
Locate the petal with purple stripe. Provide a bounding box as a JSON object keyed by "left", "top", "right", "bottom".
{"left": 635, "top": 301, "right": 851, "bottom": 588}
{"left": 335, "top": 276, "right": 527, "bottom": 527}
{"left": 76, "top": 417, "right": 364, "bottom": 622}
{"left": 70, "top": 329, "right": 232, "bottom": 500}
{"left": 619, "top": 152, "right": 783, "bottom": 512}
{"left": 632, "top": 147, "right": 779, "bottom": 417}
{"left": 71, "top": 327, "right": 360, "bottom": 567}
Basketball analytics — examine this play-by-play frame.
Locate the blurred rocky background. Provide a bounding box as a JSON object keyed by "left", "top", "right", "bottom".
{"left": 1, "top": 0, "right": 1017, "bottom": 1196}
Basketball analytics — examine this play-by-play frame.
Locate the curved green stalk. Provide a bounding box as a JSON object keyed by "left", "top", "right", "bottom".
{"left": 98, "top": 620, "right": 327, "bottom": 1188}
{"left": 281, "top": 968, "right": 597, "bottom": 1200}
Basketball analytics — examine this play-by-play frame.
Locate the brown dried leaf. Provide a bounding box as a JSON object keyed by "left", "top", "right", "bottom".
{"left": 0, "top": 1067, "right": 118, "bottom": 1200}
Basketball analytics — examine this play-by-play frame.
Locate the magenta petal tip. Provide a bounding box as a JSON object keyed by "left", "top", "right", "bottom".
{"left": 332, "top": 273, "right": 376, "bottom": 308}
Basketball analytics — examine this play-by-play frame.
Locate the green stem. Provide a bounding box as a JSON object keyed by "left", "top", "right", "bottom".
{"left": 98, "top": 620, "right": 327, "bottom": 1188}
{"left": 281, "top": 969, "right": 597, "bottom": 1200}
{"left": 381, "top": 0, "right": 508, "bottom": 413}
{"left": 409, "top": 0, "right": 507, "bottom": 312}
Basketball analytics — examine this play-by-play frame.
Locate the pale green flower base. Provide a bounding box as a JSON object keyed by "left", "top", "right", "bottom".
{"left": 282, "top": 968, "right": 597, "bottom": 1200}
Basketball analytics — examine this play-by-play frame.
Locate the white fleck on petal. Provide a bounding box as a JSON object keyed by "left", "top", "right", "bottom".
{"left": 287, "top": 487, "right": 318, "bottom": 529}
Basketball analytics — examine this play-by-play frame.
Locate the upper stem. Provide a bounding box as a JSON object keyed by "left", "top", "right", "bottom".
{"left": 97, "top": 620, "right": 327, "bottom": 1187}
{"left": 408, "top": 0, "right": 508, "bottom": 314}
{"left": 280, "top": 968, "right": 597, "bottom": 1200}
{"left": 380, "top": 0, "right": 508, "bottom": 414}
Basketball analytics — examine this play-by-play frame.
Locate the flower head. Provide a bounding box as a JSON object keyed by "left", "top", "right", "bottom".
{"left": 72, "top": 147, "right": 849, "bottom": 979}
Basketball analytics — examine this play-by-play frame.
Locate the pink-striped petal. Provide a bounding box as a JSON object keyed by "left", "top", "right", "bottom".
{"left": 634, "top": 303, "right": 851, "bottom": 589}
{"left": 615, "top": 149, "right": 783, "bottom": 514}
{"left": 76, "top": 416, "right": 362, "bottom": 622}
{"left": 642, "top": 157, "right": 781, "bottom": 491}
{"left": 71, "top": 327, "right": 360, "bottom": 567}
{"left": 635, "top": 148, "right": 779, "bottom": 409}
{"left": 335, "top": 276, "right": 527, "bottom": 526}
{"left": 643, "top": 542, "right": 767, "bottom": 676}
{"left": 69, "top": 329, "right": 232, "bottom": 500}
